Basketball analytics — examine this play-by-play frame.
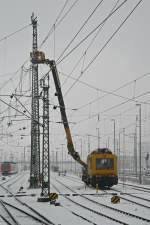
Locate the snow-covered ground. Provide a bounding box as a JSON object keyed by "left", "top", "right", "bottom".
{"left": 1, "top": 171, "right": 150, "bottom": 225}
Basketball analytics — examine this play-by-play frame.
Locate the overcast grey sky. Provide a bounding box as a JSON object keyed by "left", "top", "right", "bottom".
{"left": 0, "top": 0, "right": 150, "bottom": 161}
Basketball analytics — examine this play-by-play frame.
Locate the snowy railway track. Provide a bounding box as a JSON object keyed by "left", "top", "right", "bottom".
{"left": 111, "top": 187, "right": 150, "bottom": 209}
{"left": 0, "top": 199, "right": 53, "bottom": 225}
{"left": 0, "top": 198, "right": 20, "bottom": 225}
{"left": 60, "top": 174, "right": 84, "bottom": 184}
{"left": 0, "top": 182, "right": 55, "bottom": 225}
{"left": 64, "top": 174, "right": 150, "bottom": 208}
{"left": 51, "top": 178, "right": 100, "bottom": 225}
{"left": 0, "top": 174, "right": 24, "bottom": 189}
{"left": 118, "top": 182, "right": 150, "bottom": 193}
{"left": 65, "top": 174, "right": 150, "bottom": 208}
{"left": 52, "top": 175, "right": 150, "bottom": 225}
{"left": 51, "top": 178, "right": 128, "bottom": 225}
{"left": 62, "top": 174, "right": 150, "bottom": 193}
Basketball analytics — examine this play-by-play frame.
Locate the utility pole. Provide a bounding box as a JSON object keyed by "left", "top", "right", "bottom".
{"left": 74, "top": 142, "right": 76, "bottom": 174}
{"left": 111, "top": 119, "right": 116, "bottom": 154}
{"left": 61, "top": 144, "right": 64, "bottom": 172}
{"left": 55, "top": 148, "right": 59, "bottom": 168}
{"left": 80, "top": 138, "right": 83, "bottom": 158}
{"left": 116, "top": 139, "right": 119, "bottom": 156}
{"left": 107, "top": 137, "right": 110, "bottom": 148}
{"left": 56, "top": 151, "right": 58, "bottom": 168}
{"left": 122, "top": 128, "right": 125, "bottom": 186}
{"left": 23, "top": 147, "right": 26, "bottom": 171}
{"left": 134, "top": 115, "right": 138, "bottom": 177}
{"left": 118, "top": 132, "right": 121, "bottom": 176}
{"left": 139, "top": 105, "right": 142, "bottom": 184}
{"left": 96, "top": 128, "right": 100, "bottom": 148}
{"left": 39, "top": 75, "right": 50, "bottom": 199}
{"left": 30, "top": 13, "right": 40, "bottom": 188}
{"left": 136, "top": 104, "right": 142, "bottom": 184}
{"left": 87, "top": 135, "right": 90, "bottom": 154}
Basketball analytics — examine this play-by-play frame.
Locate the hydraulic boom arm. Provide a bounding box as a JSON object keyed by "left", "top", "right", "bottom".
{"left": 48, "top": 60, "right": 87, "bottom": 168}
{"left": 30, "top": 51, "right": 87, "bottom": 168}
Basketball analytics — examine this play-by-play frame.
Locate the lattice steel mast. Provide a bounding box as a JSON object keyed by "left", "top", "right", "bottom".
{"left": 40, "top": 76, "right": 50, "bottom": 197}
{"left": 30, "top": 14, "right": 40, "bottom": 188}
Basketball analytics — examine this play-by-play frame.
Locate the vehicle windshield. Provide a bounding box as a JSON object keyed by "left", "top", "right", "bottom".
{"left": 96, "top": 158, "right": 114, "bottom": 170}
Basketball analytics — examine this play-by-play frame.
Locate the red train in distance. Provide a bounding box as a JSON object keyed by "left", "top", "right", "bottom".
{"left": 1, "top": 161, "right": 18, "bottom": 176}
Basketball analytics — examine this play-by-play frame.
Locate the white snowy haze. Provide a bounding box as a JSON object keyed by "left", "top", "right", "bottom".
{"left": 0, "top": 0, "right": 149, "bottom": 165}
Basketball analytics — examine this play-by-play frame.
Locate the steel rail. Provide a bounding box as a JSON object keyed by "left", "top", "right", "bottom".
{"left": 0, "top": 214, "right": 13, "bottom": 225}
{"left": 53, "top": 176, "right": 150, "bottom": 223}
{"left": 2, "top": 200, "right": 50, "bottom": 225}
{"left": 51, "top": 178, "right": 129, "bottom": 225}
{"left": 0, "top": 181, "right": 56, "bottom": 225}
{"left": 0, "top": 199, "right": 20, "bottom": 225}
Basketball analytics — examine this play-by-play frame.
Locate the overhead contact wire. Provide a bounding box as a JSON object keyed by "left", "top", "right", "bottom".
{"left": 57, "top": 0, "right": 128, "bottom": 65}
{"left": 82, "top": 0, "right": 143, "bottom": 76}
{"left": 62, "top": 0, "right": 121, "bottom": 89}
{"left": 0, "top": 24, "right": 31, "bottom": 43}
{"left": 60, "top": 0, "right": 143, "bottom": 98}
{"left": 56, "top": 0, "right": 104, "bottom": 63}
{"left": 0, "top": 98, "right": 31, "bottom": 119}
{"left": 40, "top": 0, "right": 79, "bottom": 48}
{"left": 77, "top": 90, "right": 150, "bottom": 124}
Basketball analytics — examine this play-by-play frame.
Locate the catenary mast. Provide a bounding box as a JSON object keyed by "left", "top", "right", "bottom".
{"left": 30, "top": 14, "right": 40, "bottom": 188}
{"left": 40, "top": 75, "right": 50, "bottom": 197}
